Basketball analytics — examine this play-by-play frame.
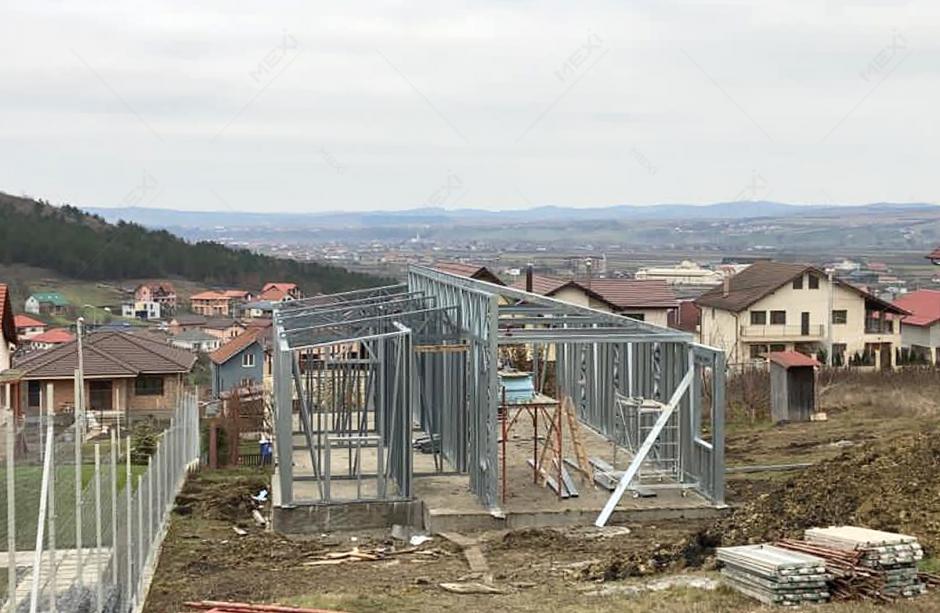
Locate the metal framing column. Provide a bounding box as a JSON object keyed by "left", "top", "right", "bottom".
{"left": 273, "top": 328, "right": 294, "bottom": 506}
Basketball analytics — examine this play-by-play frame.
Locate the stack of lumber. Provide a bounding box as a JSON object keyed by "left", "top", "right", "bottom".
{"left": 716, "top": 544, "right": 831, "bottom": 605}
{"left": 797, "top": 526, "right": 926, "bottom": 599}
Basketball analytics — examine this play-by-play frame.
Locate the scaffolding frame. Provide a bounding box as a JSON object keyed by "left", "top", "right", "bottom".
{"left": 273, "top": 267, "right": 726, "bottom": 520}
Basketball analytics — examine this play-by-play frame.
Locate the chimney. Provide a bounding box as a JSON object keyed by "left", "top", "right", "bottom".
{"left": 585, "top": 258, "right": 593, "bottom": 289}
{"left": 526, "top": 264, "right": 534, "bottom": 293}
{"left": 722, "top": 275, "right": 731, "bottom": 297}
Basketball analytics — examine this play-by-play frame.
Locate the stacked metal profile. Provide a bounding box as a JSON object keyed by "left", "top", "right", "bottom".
{"left": 803, "top": 527, "right": 926, "bottom": 598}
{"left": 717, "top": 544, "right": 831, "bottom": 605}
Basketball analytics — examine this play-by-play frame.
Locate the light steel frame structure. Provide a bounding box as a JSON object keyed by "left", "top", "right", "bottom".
{"left": 273, "top": 268, "right": 726, "bottom": 517}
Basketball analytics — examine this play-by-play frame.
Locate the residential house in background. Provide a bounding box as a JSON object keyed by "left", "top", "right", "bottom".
{"left": 0, "top": 284, "right": 15, "bottom": 373}
{"left": 27, "top": 327, "right": 76, "bottom": 350}
{"left": 209, "top": 328, "right": 265, "bottom": 396}
{"left": 581, "top": 279, "right": 678, "bottom": 326}
{"left": 696, "top": 261, "right": 908, "bottom": 368}
{"left": 893, "top": 289, "right": 940, "bottom": 365}
{"left": 190, "top": 289, "right": 251, "bottom": 316}
{"left": 512, "top": 274, "right": 678, "bottom": 327}
{"left": 14, "top": 314, "right": 46, "bottom": 341}
{"left": 634, "top": 260, "right": 743, "bottom": 287}
{"left": 11, "top": 331, "right": 195, "bottom": 417}
{"left": 25, "top": 291, "right": 70, "bottom": 316}
{"left": 121, "top": 300, "right": 161, "bottom": 321}
{"left": 134, "top": 281, "right": 177, "bottom": 311}
{"left": 240, "top": 300, "right": 275, "bottom": 319}
{"left": 258, "top": 282, "right": 303, "bottom": 302}
{"left": 168, "top": 314, "right": 207, "bottom": 335}
{"left": 190, "top": 291, "right": 232, "bottom": 316}
{"left": 203, "top": 318, "right": 246, "bottom": 342}
{"left": 433, "top": 262, "right": 505, "bottom": 285}
{"left": 170, "top": 329, "right": 223, "bottom": 353}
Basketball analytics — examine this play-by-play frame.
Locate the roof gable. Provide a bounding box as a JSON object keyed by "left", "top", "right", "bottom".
{"left": 208, "top": 329, "right": 262, "bottom": 365}
{"left": 695, "top": 261, "right": 809, "bottom": 312}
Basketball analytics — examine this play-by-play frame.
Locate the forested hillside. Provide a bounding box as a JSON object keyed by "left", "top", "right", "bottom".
{"left": 0, "top": 192, "right": 384, "bottom": 293}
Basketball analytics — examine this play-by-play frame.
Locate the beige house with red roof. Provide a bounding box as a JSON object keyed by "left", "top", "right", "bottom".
{"left": 893, "top": 289, "right": 940, "bottom": 365}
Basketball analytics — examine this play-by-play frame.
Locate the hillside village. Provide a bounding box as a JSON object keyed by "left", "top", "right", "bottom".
{"left": 4, "top": 240, "right": 940, "bottom": 611}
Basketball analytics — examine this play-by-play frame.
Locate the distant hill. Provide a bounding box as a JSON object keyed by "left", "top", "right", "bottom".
{"left": 85, "top": 201, "right": 940, "bottom": 230}
{"left": 0, "top": 192, "right": 385, "bottom": 293}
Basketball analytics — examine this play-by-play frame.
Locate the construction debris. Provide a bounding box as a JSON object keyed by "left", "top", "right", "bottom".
{"left": 438, "top": 582, "right": 507, "bottom": 595}
{"left": 301, "top": 546, "right": 417, "bottom": 566}
{"left": 780, "top": 526, "right": 926, "bottom": 600}
{"left": 716, "top": 544, "right": 831, "bottom": 606}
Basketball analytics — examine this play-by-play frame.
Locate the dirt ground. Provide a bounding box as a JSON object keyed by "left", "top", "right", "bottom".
{"left": 146, "top": 375, "right": 940, "bottom": 613}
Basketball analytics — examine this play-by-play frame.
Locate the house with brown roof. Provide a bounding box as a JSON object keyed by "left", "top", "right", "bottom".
{"left": 892, "top": 289, "right": 940, "bottom": 365}
{"left": 8, "top": 330, "right": 196, "bottom": 419}
{"left": 695, "top": 261, "right": 908, "bottom": 368}
{"left": 512, "top": 274, "right": 678, "bottom": 326}
{"left": 135, "top": 281, "right": 177, "bottom": 310}
{"left": 202, "top": 318, "right": 247, "bottom": 342}
{"left": 209, "top": 328, "right": 265, "bottom": 396}
{"left": 432, "top": 262, "right": 505, "bottom": 285}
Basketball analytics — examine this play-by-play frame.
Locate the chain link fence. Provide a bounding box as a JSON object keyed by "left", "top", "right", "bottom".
{"left": 1, "top": 392, "right": 199, "bottom": 612}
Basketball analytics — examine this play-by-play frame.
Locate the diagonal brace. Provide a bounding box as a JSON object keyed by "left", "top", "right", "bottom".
{"left": 595, "top": 363, "right": 693, "bottom": 527}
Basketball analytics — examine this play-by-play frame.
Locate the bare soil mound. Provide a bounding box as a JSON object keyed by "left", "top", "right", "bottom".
{"left": 718, "top": 428, "right": 940, "bottom": 552}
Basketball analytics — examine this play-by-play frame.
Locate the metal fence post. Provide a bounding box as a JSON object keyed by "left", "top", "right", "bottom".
{"left": 109, "top": 430, "right": 118, "bottom": 586}
{"left": 74, "top": 369, "right": 83, "bottom": 587}
{"left": 147, "top": 456, "right": 153, "bottom": 552}
{"left": 125, "top": 435, "right": 131, "bottom": 609}
{"left": 94, "top": 444, "right": 103, "bottom": 612}
{"left": 28, "top": 418, "right": 54, "bottom": 613}
{"left": 136, "top": 475, "right": 143, "bottom": 603}
{"left": 5, "top": 409, "right": 15, "bottom": 613}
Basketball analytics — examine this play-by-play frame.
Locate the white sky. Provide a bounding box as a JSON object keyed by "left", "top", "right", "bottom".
{"left": 0, "top": 0, "right": 936, "bottom": 212}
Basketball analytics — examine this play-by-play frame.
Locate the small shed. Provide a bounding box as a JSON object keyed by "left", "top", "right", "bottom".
{"left": 768, "top": 351, "right": 819, "bottom": 423}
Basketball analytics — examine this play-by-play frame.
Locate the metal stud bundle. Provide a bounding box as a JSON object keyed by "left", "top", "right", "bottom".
{"left": 801, "top": 527, "right": 926, "bottom": 599}
{"left": 716, "top": 544, "right": 831, "bottom": 605}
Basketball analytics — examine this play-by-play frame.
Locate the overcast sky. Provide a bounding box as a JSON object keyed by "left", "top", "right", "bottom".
{"left": 0, "top": 1, "right": 936, "bottom": 212}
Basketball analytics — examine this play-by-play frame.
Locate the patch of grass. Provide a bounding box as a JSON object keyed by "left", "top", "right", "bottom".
{"left": 919, "top": 557, "right": 940, "bottom": 574}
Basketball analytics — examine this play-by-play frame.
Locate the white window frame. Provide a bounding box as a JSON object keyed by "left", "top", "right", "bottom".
{"left": 242, "top": 352, "right": 255, "bottom": 368}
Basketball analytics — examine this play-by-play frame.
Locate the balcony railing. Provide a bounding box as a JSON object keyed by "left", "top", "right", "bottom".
{"left": 740, "top": 324, "right": 825, "bottom": 339}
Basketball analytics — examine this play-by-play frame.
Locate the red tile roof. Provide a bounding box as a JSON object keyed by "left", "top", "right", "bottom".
{"left": 893, "top": 289, "right": 940, "bottom": 327}
{"left": 432, "top": 262, "right": 505, "bottom": 285}
{"left": 14, "top": 314, "right": 45, "bottom": 329}
{"left": 928, "top": 246, "right": 940, "bottom": 261}
{"left": 208, "top": 328, "right": 263, "bottom": 365}
{"left": 0, "top": 284, "right": 13, "bottom": 343}
{"left": 768, "top": 350, "right": 820, "bottom": 368}
{"left": 30, "top": 328, "right": 75, "bottom": 344}
{"left": 258, "top": 286, "right": 289, "bottom": 301}
{"left": 262, "top": 282, "right": 296, "bottom": 293}
{"left": 584, "top": 279, "right": 678, "bottom": 309}
{"left": 510, "top": 274, "right": 574, "bottom": 295}
{"left": 512, "top": 275, "right": 677, "bottom": 309}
